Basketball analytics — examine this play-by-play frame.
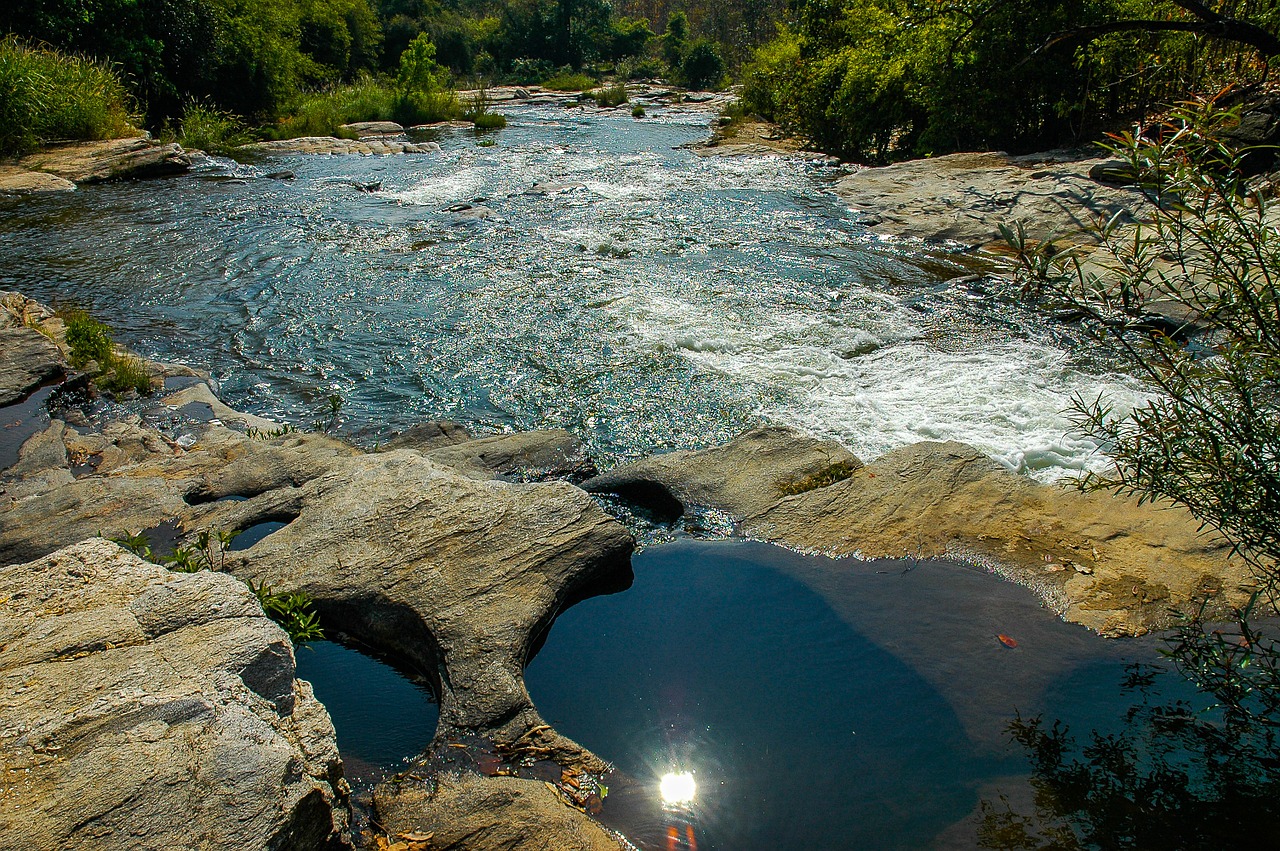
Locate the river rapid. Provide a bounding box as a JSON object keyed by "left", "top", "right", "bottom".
{"left": 0, "top": 106, "right": 1146, "bottom": 481}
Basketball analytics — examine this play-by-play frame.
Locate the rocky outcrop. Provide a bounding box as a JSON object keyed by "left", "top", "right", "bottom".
{"left": 0, "top": 538, "right": 350, "bottom": 850}
{"left": 689, "top": 119, "right": 836, "bottom": 162}
{"left": 374, "top": 773, "right": 628, "bottom": 851}
{"left": 0, "top": 293, "right": 66, "bottom": 405}
{"left": 834, "top": 150, "right": 1151, "bottom": 247}
{"left": 17, "top": 136, "right": 191, "bottom": 183}
{"left": 240, "top": 137, "right": 442, "bottom": 156}
{"left": 339, "top": 121, "right": 407, "bottom": 139}
{"left": 0, "top": 166, "right": 76, "bottom": 196}
{"left": 589, "top": 429, "right": 1250, "bottom": 636}
{"left": 583, "top": 425, "right": 859, "bottom": 519}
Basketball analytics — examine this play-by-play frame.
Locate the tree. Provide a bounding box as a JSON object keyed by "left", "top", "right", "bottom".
{"left": 680, "top": 38, "right": 724, "bottom": 89}
{"left": 1041, "top": 0, "right": 1280, "bottom": 59}
{"left": 661, "top": 9, "right": 689, "bottom": 68}
{"left": 994, "top": 96, "right": 1280, "bottom": 846}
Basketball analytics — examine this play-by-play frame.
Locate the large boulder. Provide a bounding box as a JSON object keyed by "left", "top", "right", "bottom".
{"left": 741, "top": 440, "right": 1250, "bottom": 636}
{"left": 0, "top": 538, "right": 350, "bottom": 850}
{"left": 834, "top": 151, "right": 1151, "bottom": 247}
{"left": 582, "top": 425, "right": 860, "bottom": 519}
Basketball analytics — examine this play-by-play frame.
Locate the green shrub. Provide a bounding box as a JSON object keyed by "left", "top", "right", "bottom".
{"left": 461, "top": 85, "right": 505, "bottom": 129}
{"left": 592, "top": 83, "right": 628, "bottom": 107}
{"left": 631, "top": 104, "right": 645, "bottom": 118}
{"left": 271, "top": 75, "right": 398, "bottom": 139}
{"left": 542, "top": 72, "right": 597, "bottom": 91}
{"left": 681, "top": 40, "right": 726, "bottom": 91}
{"left": 62, "top": 309, "right": 114, "bottom": 369}
{"left": 248, "top": 580, "right": 325, "bottom": 643}
{"left": 100, "top": 354, "right": 152, "bottom": 395}
{"left": 172, "top": 103, "right": 255, "bottom": 155}
{"left": 472, "top": 111, "right": 507, "bottom": 129}
{"left": 0, "top": 36, "right": 135, "bottom": 156}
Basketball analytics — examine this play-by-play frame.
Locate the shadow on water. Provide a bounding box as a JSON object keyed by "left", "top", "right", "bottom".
{"left": 523, "top": 539, "right": 1171, "bottom": 851}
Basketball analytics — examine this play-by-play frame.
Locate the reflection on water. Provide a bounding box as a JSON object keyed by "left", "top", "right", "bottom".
{"left": 525, "top": 539, "right": 1172, "bottom": 850}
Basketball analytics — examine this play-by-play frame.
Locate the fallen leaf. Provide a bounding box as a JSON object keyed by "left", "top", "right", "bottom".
{"left": 997, "top": 634, "right": 1018, "bottom": 649}
{"left": 400, "top": 832, "right": 434, "bottom": 842}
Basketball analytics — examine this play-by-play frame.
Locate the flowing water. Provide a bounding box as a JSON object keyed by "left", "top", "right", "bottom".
{"left": 0, "top": 105, "right": 1145, "bottom": 480}
{"left": 1, "top": 106, "right": 1174, "bottom": 848}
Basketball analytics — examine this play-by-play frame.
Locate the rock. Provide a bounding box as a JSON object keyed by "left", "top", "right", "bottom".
{"left": 0, "top": 166, "right": 76, "bottom": 196}
{"left": 162, "top": 382, "right": 284, "bottom": 433}
{"left": 17, "top": 136, "right": 191, "bottom": 183}
{"left": 217, "top": 449, "right": 633, "bottom": 741}
{"left": 1088, "top": 159, "right": 1144, "bottom": 187}
{"left": 423, "top": 429, "right": 599, "bottom": 482}
{"left": 833, "top": 151, "right": 1151, "bottom": 247}
{"left": 264, "top": 170, "right": 296, "bottom": 180}
{"left": 339, "top": 121, "right": 406, "bottom": 139}
{"left": 0, "top": 538, "right": 350, "bottom": 850}
{"left": 380, "top": 420, "right": 474, "bottom": 452}
{"left": 239, "top": 137, "right": 442, "bottom": 156}
{"left": 444, "top": 201, "right": 500, "bottom": 221}
{"left": 374, "top": 773, "right": 627, "bottom": 851}
{"left": 0, "top": 321, "right": 65, "bottom": 406}
{"left": 583, "top": 426, "right": 861, "bottom": 520}
{"left": 740, "top": 440, "right": 1250, "bottom": 636}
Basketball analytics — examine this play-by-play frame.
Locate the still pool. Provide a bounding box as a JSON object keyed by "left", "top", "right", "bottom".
{"left": 299, "top": 537, "right": 1174, "bottom": 849}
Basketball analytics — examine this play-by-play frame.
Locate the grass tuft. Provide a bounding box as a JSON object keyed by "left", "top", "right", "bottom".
{"left": 779, "top": 461, "right": 860, "bottom": 495}
{"left": 542, "top": 72, "right": 597, "bottom": 92}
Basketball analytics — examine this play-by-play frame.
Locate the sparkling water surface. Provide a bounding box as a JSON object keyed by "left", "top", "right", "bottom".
{"left": 0, "top": 105, "right": 1146, "bottom": 479}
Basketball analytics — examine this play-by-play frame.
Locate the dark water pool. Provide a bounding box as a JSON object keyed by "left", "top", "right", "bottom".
{"left": 524, "top": 539, "right": 1171, "bottom": 850}
{"left": 296, "top": 537, "right": 1177, "bottom": 849}
{"left": 294, "top": 640, "right": 438, "bottom": 788}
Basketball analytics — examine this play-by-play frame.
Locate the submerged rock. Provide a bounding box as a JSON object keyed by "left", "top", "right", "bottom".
{"left": 0, "top": 538, "right": 350, "bottom": 850}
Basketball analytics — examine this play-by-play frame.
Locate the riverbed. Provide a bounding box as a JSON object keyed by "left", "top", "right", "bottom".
{"left": 0, "top": 105, "right": 1144, "bottom": 481}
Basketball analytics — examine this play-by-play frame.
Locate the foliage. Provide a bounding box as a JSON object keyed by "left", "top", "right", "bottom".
{"left": 247, "top": 423, "right": 301, "bottom": 439}
{"left": 542, "top": 71, "right": 598, "bottom": 90}
{"left": 62, "top": 309, "right": 115, "bottom": 369}
{"left": 170, "top": 102, "right": 255, "bottom": 155}
{"left": 977, "top": 665, "right": 1280, "bottom": 849}
{"left": 632, "top": 103, "right": 646, "bottom": 117}
{"left": 0, "top": 36, "right": 135, "bottom": 155}
{"left": 779, "top": 460, "right": 860, "bottom": 495}
{"left": 742, "top": 1, "right": 1278, "bottom": 161}
{"left": 680, "top": 38, "right": 725, "bottom": 89}
{"left": 393, "top": 33, "right": 459, "bottom": 123}
{"left": 111, "top": 528, "right": 323, "bottom": 643}
{"left": 248, "top": 580, "right": 325, "bottom": 643}
{"left": 462, "top": 83, "right": 508, "bottom": 128}
{"left": 592, "top": 82, "right": 628, "bottom": 106}
{"left": 99, "top": 354, "right": 153, "bottom": 395}
{"left": 994, "top": 96, "right": 1280, "bottom": 847}
{"left": 270, "top": 74, "right": 397, "bottom": 138}
{"left": 661, "top": 9, "right": 690, "bottom": 69}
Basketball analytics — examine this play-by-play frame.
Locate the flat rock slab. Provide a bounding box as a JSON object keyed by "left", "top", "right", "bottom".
{"left": 18, "top": 136, "right": 191, "bottom": 183}
{"left": 241, "top": 137, "right": 442, "bottom": 155}
{"left": 0, "top": 166, "right": 76, "bottom": 195}
{"left": 834, "top": 151, "right": 1151, "bottom": 247}
{"left": 741, "top": 440, "right": 1251, "bottom": 636}
{"left": 583, "top": 425, "right": 860, "bottom": 519}
{"left": 374, "top": 772, "right": 628, "bottom": 851}
{"left": 0, "top": 538, "right": 349, "bottom": 850}
{"left": 339, "top": 121, "right": 406, "bottom": 138}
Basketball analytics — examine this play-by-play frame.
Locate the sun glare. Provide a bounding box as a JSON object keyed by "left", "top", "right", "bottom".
{"left": 660, "top": 771, "right": 696, "bottom": 805}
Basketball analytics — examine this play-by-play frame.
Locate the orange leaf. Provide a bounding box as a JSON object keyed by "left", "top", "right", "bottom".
{"left": 997, "top": 634, "right": 1018, "bottom": 649}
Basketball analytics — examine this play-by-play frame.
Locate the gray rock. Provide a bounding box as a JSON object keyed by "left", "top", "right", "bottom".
{"left": 240, "top": 137, "right": 441, "bottom": 156}
{"left": 583, "top": 425, "right": 860, "bottom": 519}
{"left": 339, "top": 121, "right": 406, "bottom": 138}
{"left": 0, "top": 325, "right": 65, "bottom": 406}
{"left": 380, "top": 420, "right": 474, "bottom": 452}
{"left": 17, "top": 136, "right": 191, "bottom": 183}
{"left": 219, "top": 449, "right": 633, "bottom": 742}
{"left": 0, "top": 166, "right": 76, "bottom": 195}
{"left": 423, "top": 429, "right": 598, "bottom": 482}
{"left": 833, "top": 151, "right": 1151, "bottom": 246}
{"left": 0, "top": 538, "right": 350, "bottom": 850}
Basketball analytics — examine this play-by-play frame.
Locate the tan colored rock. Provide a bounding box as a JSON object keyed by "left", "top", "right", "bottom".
{"left": 240, "top": 137, "right": 442, "bottom": 155}
{"left": 834, "top": 151, "right": 1151, "bottom": 247}
{"left": 0, "top": 166, "right": 76, "bottom": 195}
{"left": 583, "top": 425, "right": 860, "bottom": 519}
{"left": 422, "top": 429, "right": 598, "bottom": 482}
{"left": 742, "top": 440, "right": 1250, "bottom": 636}
{"left": 339, "top": 120, "right": 406, "bottom": 138}
{"left": 18, "top": 136, "right": 190, "bottom": 183}
{"left": 374, "top": 773, "right": 628, "bottom": 851}
{"left": 0, "top": 538, "right": 350, "bottom": 850}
